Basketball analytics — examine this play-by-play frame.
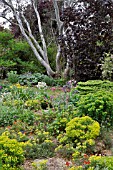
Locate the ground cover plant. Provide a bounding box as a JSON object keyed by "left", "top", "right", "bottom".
{"left": 0, "top": 79, "right": 113, "bottom": 169}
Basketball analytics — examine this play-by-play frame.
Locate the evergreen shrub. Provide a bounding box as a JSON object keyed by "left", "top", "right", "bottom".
{"left": 77, "top": 90, "right": 113, "bottom": 127}
{"left": 76, "top": 80, "right": 113, "bottom": 94}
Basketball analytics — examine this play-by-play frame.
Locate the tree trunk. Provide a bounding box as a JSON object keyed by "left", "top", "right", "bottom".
{"left": 63, "top": 58, "right": 70, "bottom": 79}
{"left": 0, "top": 0, "right": 71, "bottom": 79}
{"left": 56, "top": 45, "right": 62, "bottom": 74}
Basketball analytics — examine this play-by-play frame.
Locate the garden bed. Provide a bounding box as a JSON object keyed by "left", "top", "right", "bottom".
{"left": 0, "top": 80, "right": 113, "bottom": 170}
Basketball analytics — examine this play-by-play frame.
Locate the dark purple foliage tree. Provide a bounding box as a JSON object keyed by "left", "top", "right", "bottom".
{"left": 60, "top": 0, "right": 113, "bottom": 81}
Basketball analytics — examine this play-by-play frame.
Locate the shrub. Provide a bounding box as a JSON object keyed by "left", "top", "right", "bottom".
{"left": 0, "top": 30, "right": 13, "bottom": 46}
{"left": 54, "top": 78, "right": 67, "bottom": 86}
{"left": 68, "top": 156, "right": 113, "bottom": 170}
{"left": 0, "top": 131, "right": 29, "bottom": 169}
{"left": 56, "top": 116, "right": 100, "bottom": 159}
{"left": 77, "top": 90, "right": 113, "bottom": 127}
{"left": 66, "top": 116, "right": 100, "bottom": 140}
{"left": 89, "top": 155, "right": 113, "bottom": 170}
{"left": 0, "top": 30, "right": 40, "bottom": 75}
{"left": 76, "top": 80, "right": 113, "bottom": 95}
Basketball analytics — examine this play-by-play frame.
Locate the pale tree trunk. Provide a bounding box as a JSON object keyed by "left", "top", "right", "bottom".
{"left": 63, "top": 58, "right": 70, "bottom": 78}
{"left": 0, "top": 0, "right": 74, "bottom": 78}
{"left": 53, "top": 0, "right": 75, "bottom": 78}
{"left": 56, "top": 45, "right": 62, "bottom": 74}
{"left": 1, "top": 0, "right": 55, "bottom": 77}
{"left": 53, "top": 0, "right": 63, "bottom": 75}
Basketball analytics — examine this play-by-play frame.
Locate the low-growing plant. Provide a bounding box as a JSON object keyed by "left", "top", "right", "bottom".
{"left": 48, "top": 109, "right": 77, "bottom": 136}
{"left": 18, "top": 109, "right": 36, "bottom": 125}
{"left": 56, "top": 116, "right": 100, "bottom": 159}
{"left": 25, "top": 130, "right": 56, "bottom": 159}
{"left": 9, "top": 120, "right": 37, "bottom": 136}
{"left": 68, "top": 156, "right": 113, "bottom": 169}
{"left": 18, "top": 72, "right": 37, "bottom": 85}
{"left": 0, "top": 83, "right": 11, "bottom": 95}
{"left": 7, "top": 71, "right": 19, "bottom": 84}
{"left": 18, "top": 72, "right": 56, "bottom": 86}
{"left": 0, "top": 104, "right": 36, "bottom": 127}
{"left": 0, "top": 105, "right": 21, "bottom": 126}
{"left": 88, "top": 155, "right": 113, "bottom": 170}
{"left": 68, "top": 89, "right": 80, "bottom": 106}
{"left": 18, "top": 72, "right": 66, "bottom": 86}
{"left": 9, "top": 84, "right": 36, "bottom": 101}
{"left": 32, "top": 159, "right": 48, "bottom": 170}
{"left": 25, "top": 99, "right": 41, "bottom": 110}
{"left": 0, "top": 130, "right": 31, "bottom": 169}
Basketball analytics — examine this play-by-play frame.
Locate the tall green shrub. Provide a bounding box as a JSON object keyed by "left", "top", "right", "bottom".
{"left": 0, "top": 30, "right": 40, "bottom": 74}
{"left": 77, "top": 90, "right": 113, "bottom": 127}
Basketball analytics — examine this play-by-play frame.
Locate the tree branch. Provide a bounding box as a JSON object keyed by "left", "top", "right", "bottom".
{"left": 53, "top": 0, "right": 63, "bottom": 34}
{"left": 21, "top": 12, "right": 44, "bottom": 58}
{"left": 32, "top": 0, "right": 49, "bottom": 64}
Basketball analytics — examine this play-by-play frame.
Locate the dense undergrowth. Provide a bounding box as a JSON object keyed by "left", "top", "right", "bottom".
{"left": 0, "top": 78, "right": 113, "bottom": 170}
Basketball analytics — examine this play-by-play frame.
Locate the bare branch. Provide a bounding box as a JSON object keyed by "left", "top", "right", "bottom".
{"left": 1, "top": 0, "right": 14, "bottom": 11}
{"left": 53, "top": 0, "right": 63, "bottom": 34}
{"left": 0, "top": 15, "right": 18, "bottom": 26}
{"left": 20, "top": 12, "right": 44, "bottom": 58}
{"left": 32, "top": 0, "right": 49, "bottom": 64}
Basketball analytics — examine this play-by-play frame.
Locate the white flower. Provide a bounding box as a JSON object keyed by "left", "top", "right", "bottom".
{"left": 36, "top": 82, "right": 47, "bottom": 89}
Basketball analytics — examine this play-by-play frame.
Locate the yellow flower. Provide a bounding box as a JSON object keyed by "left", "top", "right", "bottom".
{"left": 43, "top": 131, "right": 49, "bottom": 135}
{"left": 87, "top": 139, "right": 95, "bottom": 146}
{"left": 89, "top": 155, "right": 101, "bottom": 161}
{"left": 44, "top": 139, "right": 52, "bottom": 143}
